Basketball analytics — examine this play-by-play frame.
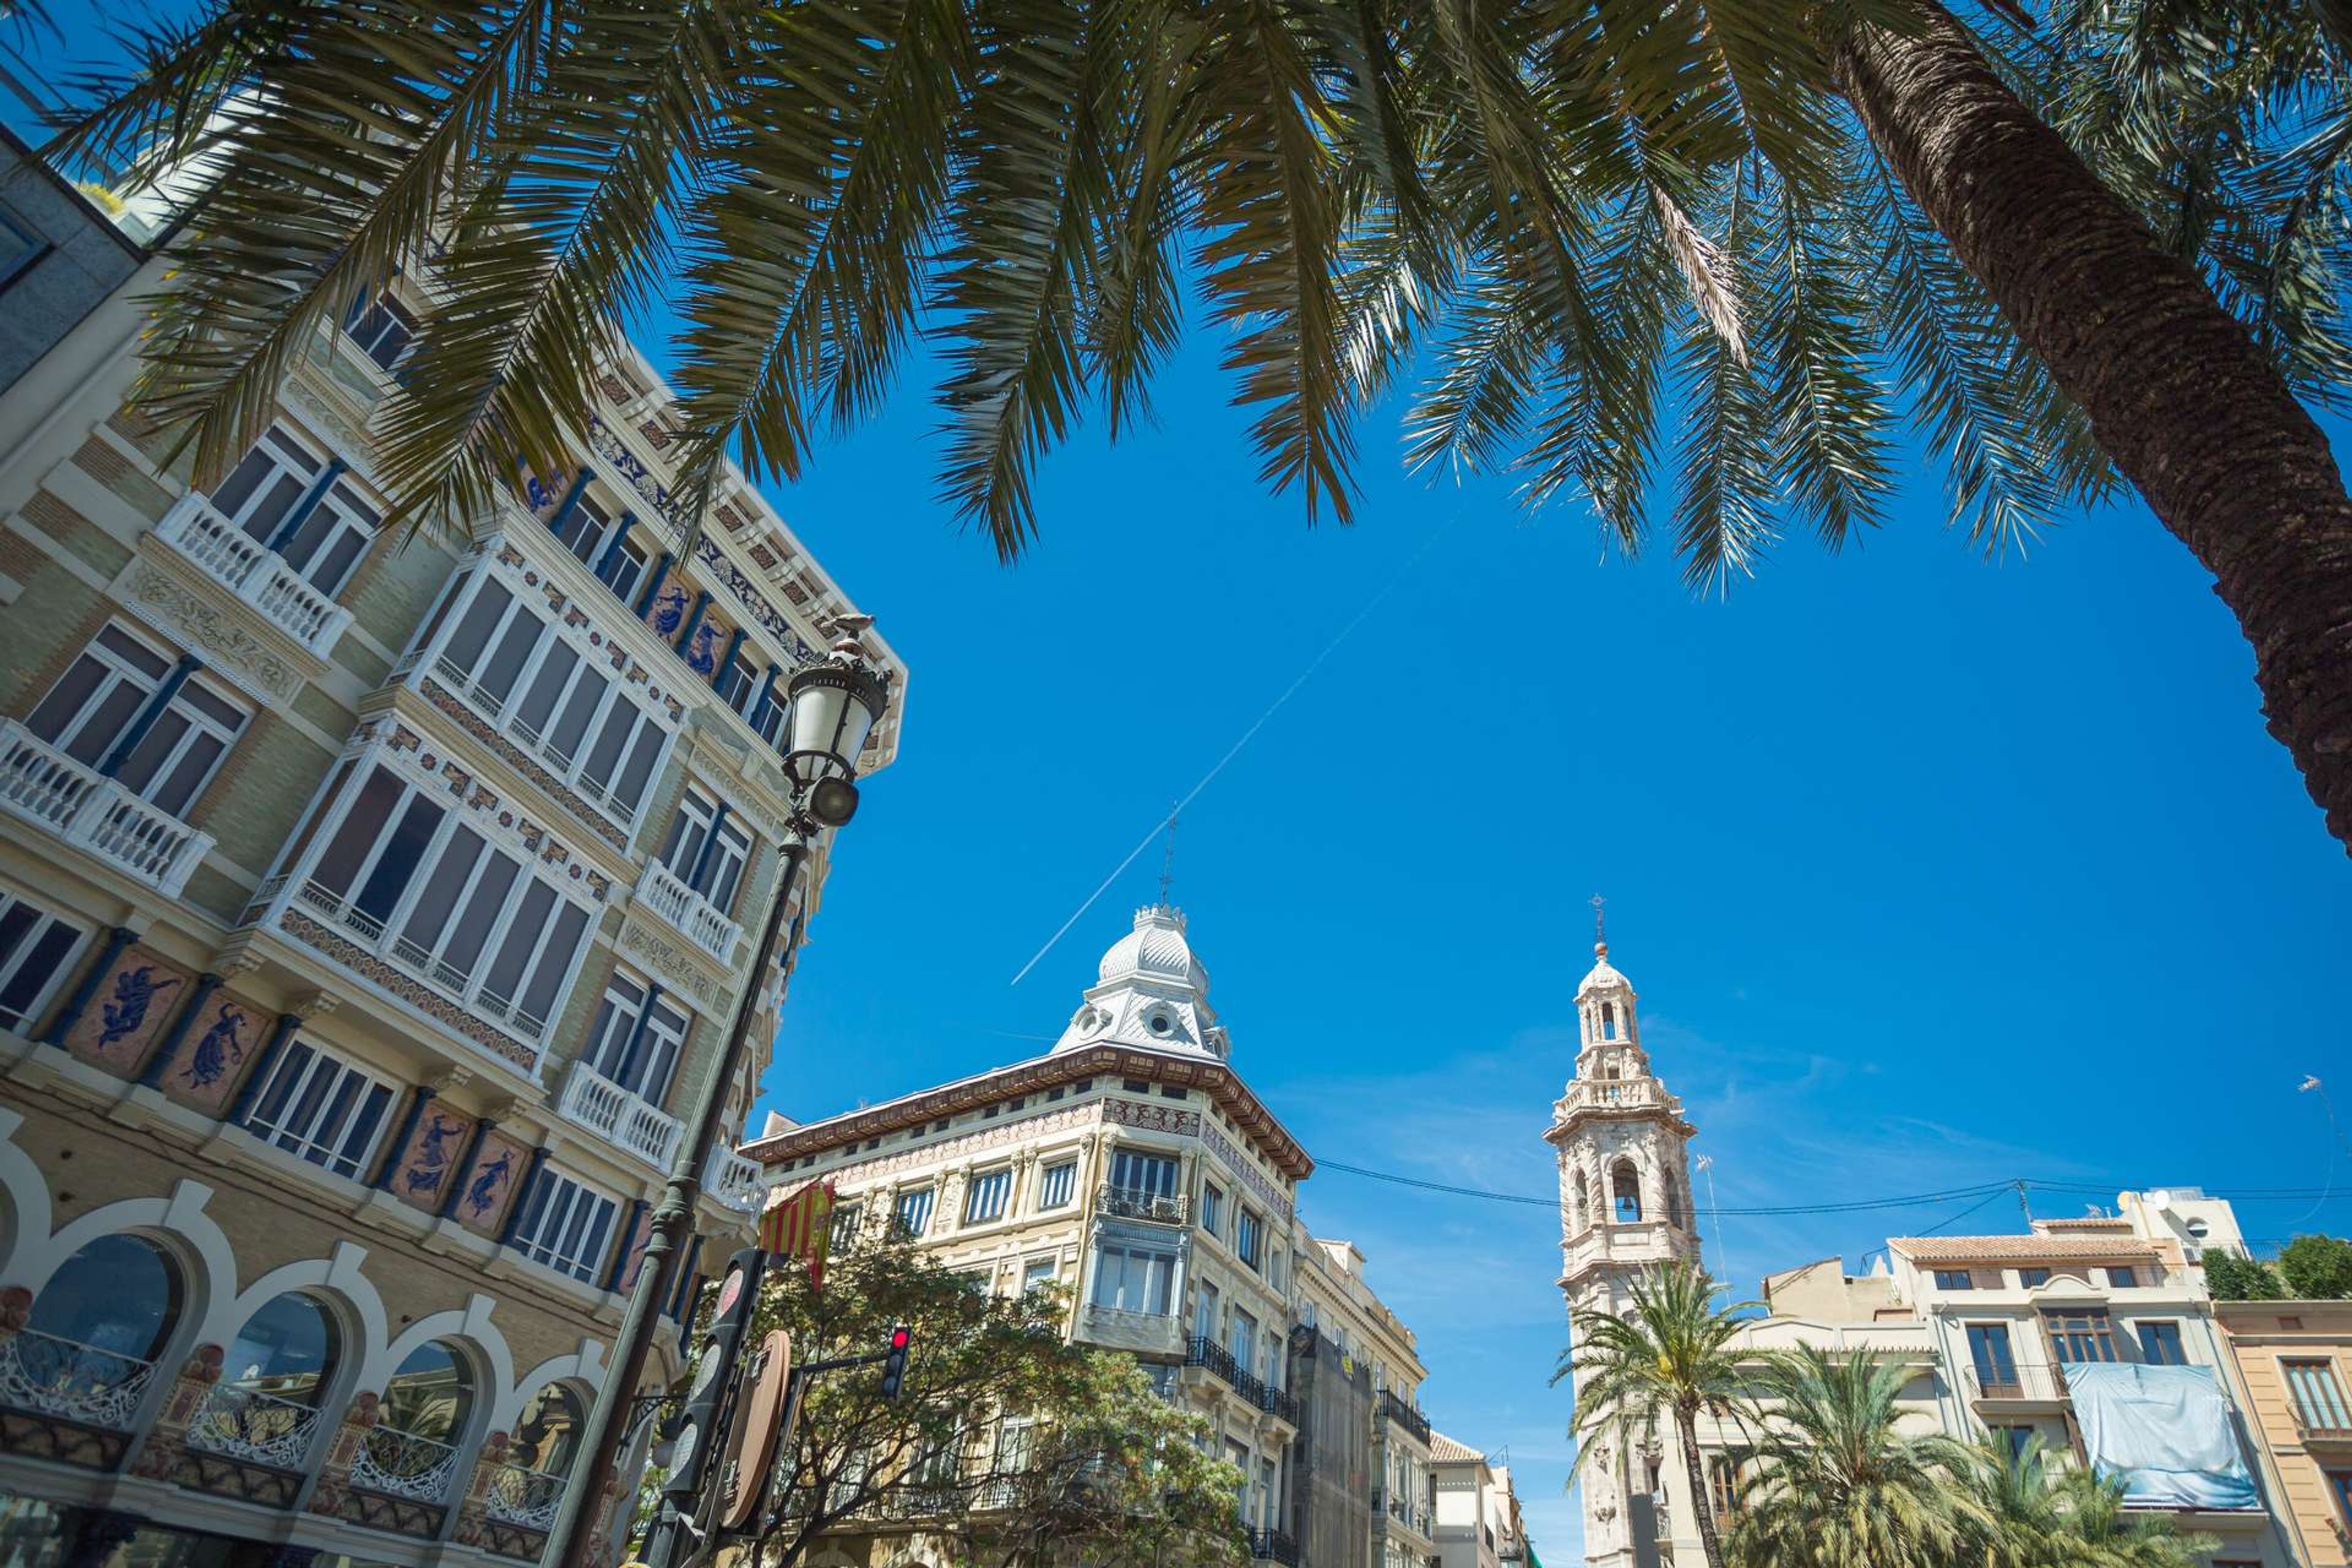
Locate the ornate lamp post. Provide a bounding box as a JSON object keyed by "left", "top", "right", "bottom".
{"left": 544, "top": 620, "right": 889, "bottom": 1568}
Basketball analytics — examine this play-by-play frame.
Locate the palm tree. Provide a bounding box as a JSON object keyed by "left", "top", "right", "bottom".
{"left": 1555, "top": 1261, "right": 1753, "bottom": 1568}
{"left": 1958, "top": 1433, "right": 2215, "bottom": 1568}
{"left": 1724, "top": 1345, "right": 1983, "bottom": 1568}
{"left": 33, "top": 0, "right": 2352, "bottom": 848}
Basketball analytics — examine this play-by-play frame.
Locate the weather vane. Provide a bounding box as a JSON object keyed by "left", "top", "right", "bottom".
{"left": 1590, "top": 893, "right": 1607, "bottom": 946}
{"left": 1158, "top": 809, "right": 1180, "bottom": 907}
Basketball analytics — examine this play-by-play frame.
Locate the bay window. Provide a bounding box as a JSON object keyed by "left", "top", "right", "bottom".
{"left": 207, "top": 424, "right": 380, "bottom": 596}
{"left": 295, "top": 762, "right": 595, "bottom": 1045}
{"left": 428, "top": 572, "right": 670, "bottom": 824}
{"left": 27, "top": 624, "right": 246, "bottom": 815}
{"left": 1089, "top": 1241, "right": 1177, "bottom": 1315}
{"left": 579, "top": 971, "right": 689, "bottom": 1104}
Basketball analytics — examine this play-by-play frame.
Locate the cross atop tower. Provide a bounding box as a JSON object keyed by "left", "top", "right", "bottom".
{"left": 1157, "top": 809, "right": 1180, "bottom": 907}
{"left": 1590, "top": 892, "right": 1607, "bottom": 951}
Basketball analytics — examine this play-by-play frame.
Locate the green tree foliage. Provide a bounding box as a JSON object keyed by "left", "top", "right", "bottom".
{"left": 2201, "top": 1246, "right": 2286, "bottom": 1300}
{"left": 1726, "top": 1347, "right": 1984, "bottom": 1568}
{"left": 2277, "top": 1234, "right": 2352, "bottom": 1299}
{"left": 740, "top": 1240, "right": 1244, "bottom": 1568}
{"left": 1558, "top": 1261, "right": 1754, "bottom": 1568}
{"left": 1956, "top": 1433, "right": 2213, "bottom": 1568}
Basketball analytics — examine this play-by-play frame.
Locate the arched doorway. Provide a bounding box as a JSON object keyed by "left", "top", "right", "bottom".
{"left": 188, "top": 1291, "right": 340, "bottom": 1474}
{"left": 352, "top": 1340, "right": 475, "bottom": 1503}
{"left": 8, "top": 1234, "right": 181, "bottom": 1435}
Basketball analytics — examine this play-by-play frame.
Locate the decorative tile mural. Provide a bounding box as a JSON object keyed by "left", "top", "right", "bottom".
{"left": 453, "top": 1129, "right": 529, "bottom": 1237}
{"left": 66, "top": 946, "right": 193, "bottom": 1072}
{"left": 388, "top": 1104, "right": 479, "bottom": 1213}
{"left": 159, "top": 991, "right": 276, "bottom": 1115}
{"left": 643, "top": 579, "right": 691, "bottom": 643}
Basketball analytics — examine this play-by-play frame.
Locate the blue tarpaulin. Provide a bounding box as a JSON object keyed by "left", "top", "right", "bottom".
{"left": 2064, "top": 1362, "right": 2260, "bottom": 1511}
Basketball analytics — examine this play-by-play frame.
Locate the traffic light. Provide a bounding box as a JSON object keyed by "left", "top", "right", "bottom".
{"left": 879, "top": 1324, "right": 911, "bottom": 1399}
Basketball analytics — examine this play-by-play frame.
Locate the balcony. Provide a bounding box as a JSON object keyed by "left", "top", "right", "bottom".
{"left": 280, "top": 874, "right": 557, "bottom": 1049}
{"left": 0, "top": 720, "right": 214, "bottom": 897}
{"left": 2294, "top": 1409, "right": 2352, "bottom": 1446}
{"left": 1383, "top": 1490, "right": 1432, "bottom": 1537}
{"left": 1248, "top": 1528, "right": 1300, "bottom": 1566}
{"left": 0, "top": 1327, "right": 159, "bottom": 1431}
{"left": 1097, "top": 1185, "right": 1188, "bottom": 1226}
{"left": 153, "top": 494, "right": 354, "bottom": 660}
{"left": 187, "top": 1382, "right": 326, "bottom": 1471}
{"left": 556, "top": 1060, "right": 684, "bottom": 1172}
{"left": 484, "top": 1463, "right": 569, "bottom": 1531}
{"left": 1078, "top": 1303, "right": 1183, "bottom": 1358}
{"left": 703, "top": 1143, "right": 764, "bottom": 1212}
{"left": 1964, "top": 1365, "right": 2068, "bottom": 1408}
{"left": 635, "top": 858, "right": 742, "bottom": 965}
{"left": 1382, "top": 1389, "right": 1433, "bottom": 1444}
{"left": 1186, "top": 1335, "right": 1294, "bottom": 1423}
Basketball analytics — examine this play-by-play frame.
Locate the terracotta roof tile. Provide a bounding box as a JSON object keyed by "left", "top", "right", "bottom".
{"left": 2036, "top": 1218, "right": 2132, "bottom": 1232}
{"left": 1429, "top": 1431, "right": 1485, "bottom": 1465}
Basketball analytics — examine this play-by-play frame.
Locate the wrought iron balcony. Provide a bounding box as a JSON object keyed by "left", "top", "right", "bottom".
{"left": 485, "top": 1463, "right": 569, "bottom": 1530}
{"left": 556, "top": 1060, "right": 685, "bottom": 1173}
{"left": 0, "top": 1327, "right": 159, "bottom": 1430}
{"left": 1248, "top": 1527, "right": 1300, "bottom": 1565}
{"left": 350, "top": 1423, "right": 463, "bottom": 1503}
{"left": 1382, "top": 1389, "right": 1433, "bottom": 1444}
{"left": 187, "top": 1383, "right": 325, "bottom": 1470}
{"left": 1097, "top": 1184, "right": 1188, "bottom": 1225}
{"left": 1186, "top": 1333, "right": 1290, "bottom": 1419}
{"left": 153, "top": 493, "right": 354, "bottom": 659}
{"left": 635, "top": 858, "right": 742, "bottom": 965}
{"left": 0, "top": 720, "right": 214, "bottom": 897}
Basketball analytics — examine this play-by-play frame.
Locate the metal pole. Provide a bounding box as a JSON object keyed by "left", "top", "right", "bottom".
{"left": 544, "top": 827, "right": 811, "bottom": 1568}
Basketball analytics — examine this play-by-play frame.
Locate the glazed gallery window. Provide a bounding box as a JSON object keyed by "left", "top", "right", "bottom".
{"left": 0, "top": 891, "right": 87, "bottom": 1035}
{"left": 1089, "top": 1242, "right": 1177, "bottom": 1315}
{"left": 579, "top": 972, "right": 690, "bottom": 1103}
{"left": 243, "top": 1037, "right": 396, "bottom": 1182}
{"left": 429, "top": 574, "right": 669, "bottom": 823}
{"left": 207, "top": 424, "right": 381, "bottom": 596}
{"left": 27, "top": 624, "right": 247, "bottom": 815}
{"left": 511, "top": 1167, "right": 620, "bottom": 1283}
{"left": 296, "top": 763, "right": 595, "bottom": 1042}
{"left": 2043, "top": 1308, "right": 2119, "bottom": 1364}
{"left": 344, "top": 292, "right": 418, "bottom": 372}
{"left": 1036, "top": 1161, "right": 1076, "bottom": 1210}
{"left": 1109, "top": 1149, "right": 1178, "bottom": 1199}
{"left": 658, "top": 787, "right": 752, "bottom": 913}
{"left": 964, "top": 1166, "right": 1012, "bottom": 1225}
{"left": 894, "top": 1187, "right": 935, "bottom": 1238}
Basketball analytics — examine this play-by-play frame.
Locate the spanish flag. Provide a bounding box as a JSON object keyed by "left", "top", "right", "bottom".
{"left": 757, "top": 1178, "right": 837, "bottom": 1290}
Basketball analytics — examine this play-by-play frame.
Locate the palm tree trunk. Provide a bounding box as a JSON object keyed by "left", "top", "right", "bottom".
{"left": 1831, "top": 3, "right": 2352, "bottom": 856}
{"left": 1675, "top": 1402, "right": 1726, "bottom": 1568}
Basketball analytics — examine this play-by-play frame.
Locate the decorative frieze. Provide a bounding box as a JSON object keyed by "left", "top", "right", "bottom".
{"left": 118, "top": 556, "right": 306, "bottom": 702}
{"left": 281, "top": 911, "right": 537, "bottom": 1071}
{"left": 616, "top": 914, "right": 731, "bottom": 1015}
{"left": 1200, "top": 1120, "right": 1294, "bottom": 1221}
{"left": 828, "top": 1102, "right": 1101, "bottom": 1188}
{"left": 1102, "top": 1096, "right": 1199, "bottom": 1137}
{"left": 417, "top": 676, "right": 631, "bottom": 854}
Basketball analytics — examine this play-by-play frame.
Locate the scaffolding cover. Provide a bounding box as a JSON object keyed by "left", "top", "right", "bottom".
{"left": 1290, "top": 1327, "right": 1374, "bottom": 1568}
{"left": 2064, "top": 1363, "right": 2260, "bottom": 1511}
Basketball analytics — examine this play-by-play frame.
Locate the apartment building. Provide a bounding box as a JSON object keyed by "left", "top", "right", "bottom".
{"left": 0, "top": 169, "right": 903, "bottom": 1568}
{"left": 1686, "top": 1193, "right": 2296, "bottom": 1567}
{"left": 1429, "top": 1434, "right": 1520, "bottom": 1568}
{"left": 2215, "top": 1296, "right": 2352, "bottom": 1565}
{"left": 745, "top": 902, "right": 1444, "bottom": 1568}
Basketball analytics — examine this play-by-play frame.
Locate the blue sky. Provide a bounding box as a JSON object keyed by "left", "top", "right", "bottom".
{"left": 10, "top": 37, "right": 2352, "bottom": 1561}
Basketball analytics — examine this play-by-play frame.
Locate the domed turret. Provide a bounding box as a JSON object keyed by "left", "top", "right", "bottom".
{"left": 1052, "top": 904, "right": 1227, "bottom": 1059}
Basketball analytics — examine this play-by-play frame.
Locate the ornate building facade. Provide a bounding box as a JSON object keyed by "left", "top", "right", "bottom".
{"left": 746, "top": 903, "right": 1441, "bottom": 1568}
{"left": 0, "top": 167, "right": 905, "bottom": 1568}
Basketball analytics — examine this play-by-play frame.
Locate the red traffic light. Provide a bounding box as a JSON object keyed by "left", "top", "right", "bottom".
{"left": 889, "top": 1325, "right": 911, "bottom": 1351}
{"left": 880, "top": 1323, "right": 911, "bottom": 1400}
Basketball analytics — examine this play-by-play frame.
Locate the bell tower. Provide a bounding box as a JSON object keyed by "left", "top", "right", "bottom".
{"left": 1545, "top": 908, "right": 1700, "bottom": 1568}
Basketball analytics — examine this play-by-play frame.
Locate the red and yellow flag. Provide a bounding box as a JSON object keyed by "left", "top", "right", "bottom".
{"left": 757, "top": 1178, "right": 837, "bottom": 1289}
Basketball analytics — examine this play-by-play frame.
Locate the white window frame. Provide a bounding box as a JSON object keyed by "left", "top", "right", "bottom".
{"left": 206, "top": 423, "right": 380, "bottom": 596}
{"left": 511, "top": 1166, "right": 622, "bottom": 1284}
{"left": 344, "top": 292, "right": 418, "bottom": 373}
{"left": 1088, "top": 1241, "right": 1177, "bottom": 1315}
{"left": 26, "top": 622, "right": 247, "bottom": 816}
{"left": 243, "top": 1035, "right": 397, "bottom": 1182}
{"left": 963, "top": 1167, "right": 1012, "bottom": 1226}
{"left": 580, "top": 970, "right": 690, "bottom": 1104}
{"left": 417, "top": 562, "right": 674, "bottom": 826}
{"left": 284, "top": 754, "right": 599, "bottom": 1049}
{"left": 660, "top": 786, "right": 753, "bottom": 913}
{"left": 0, "top": 891, "right": 89, "bottom": 1035}
{"left": 894, "top": 1186, "right": 935, "bottom": 1238}
{"left": 1036, "top": 1160, "right": 1076, "bottom": 1211}
{"left": 1021, "top": 1257, "right": 1058, "bottom": 1294}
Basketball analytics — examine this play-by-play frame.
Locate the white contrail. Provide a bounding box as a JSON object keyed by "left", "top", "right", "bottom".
{"left": 1008, "top": 511, "right": 1462, "bottom": 986}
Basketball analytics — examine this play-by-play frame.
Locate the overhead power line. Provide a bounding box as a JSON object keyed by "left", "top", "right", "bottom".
{"left": 1308, "top": 1159, "right": 2348, "bottom": 1219}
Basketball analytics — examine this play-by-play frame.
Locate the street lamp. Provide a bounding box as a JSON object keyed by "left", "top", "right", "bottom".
{"left": 544, "top": 619, "right": 891, "bottom": 1568}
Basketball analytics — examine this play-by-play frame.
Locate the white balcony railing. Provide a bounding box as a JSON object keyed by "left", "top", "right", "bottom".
{"left": 351, "top": 1424, "right": 462, "bottom": 1502}
{"left": 187, "top": 1382, "right": 325, "bottom": 1469}
{"left": 0, "top": 1328, "right": 160, "bottom": 1430}
{"left": 0, "top": 720, "right": 215, "bottom": 897}
{"left": 635, "top": 859, "right": 741, "bottom": 965}
{"left": 485, "top": 1463, "right": 568, "bottom": 1530}
{"left": 153, "top": 493, "right": 354, "bottom": 659}
{"left": 556, "top": 1060, "right": 684, "bottom": 1172}
{"left": 703, "top": 1144, "right": 764, "bottom": 1213}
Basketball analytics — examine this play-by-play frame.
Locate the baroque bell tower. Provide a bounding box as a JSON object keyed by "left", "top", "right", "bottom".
{"left": 1544, "top": 907, "right": 1700, "bottom": 1568}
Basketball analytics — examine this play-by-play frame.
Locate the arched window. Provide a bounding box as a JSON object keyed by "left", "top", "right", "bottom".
{"left": 355, "top": 1341, "right": 475, "bottom": 1503}
{"left": 191, "top": 1292, "right": 340, "bottom": 1468}
{"left": 1600, "top": 1001, "right": 1616, "bottom": 1041}
{"left": 20, "top": 1234, "right": 180, "bottom": 1431}
{"left": 1570, "top": 1174, "right": 1589, "bottom": 1233}
{"left": 1611, "top": 1161, "right": 1643, "bottom": 1224}
{"left": 490, "top": 1381, "right": 585, "bottom": 1529}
